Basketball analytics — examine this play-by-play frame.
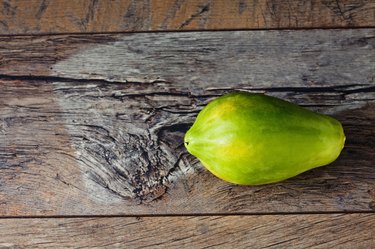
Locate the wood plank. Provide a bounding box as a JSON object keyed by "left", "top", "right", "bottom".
{"left": 0, "top": 29, "right": 374, "bottom": 216}
{"left": 0, "top": 214, "right": 373, "bottom": 248}
{"left": 0, "top": 0, "right": 374, "bottom": 35}
{"left": 1, "top": 29, "right": 374, "bottom": 88}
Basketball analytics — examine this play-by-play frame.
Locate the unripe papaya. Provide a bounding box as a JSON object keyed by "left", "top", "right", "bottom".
{"left": 184, "top": 92, "right": 345, "bottom": 185}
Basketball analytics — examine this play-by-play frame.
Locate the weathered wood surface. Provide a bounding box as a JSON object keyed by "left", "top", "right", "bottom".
{"left": 0, "top": 214, "right": 375, "bottom": 248}
{"left": 0, "top": 0, "right": 374, "bottom": 35}
{"left": 0, "top": 214, "right": 373, "bottom": 248}
{"left": 0, "top": 29, "right": 374, "bottom": 216}
{"left": 1, "top": 29, "right": 374, "bottom": 88}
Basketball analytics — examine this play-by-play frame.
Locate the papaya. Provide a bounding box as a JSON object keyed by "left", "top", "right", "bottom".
{"left": 184, "top": 92, "right": 345, "bottom": 185}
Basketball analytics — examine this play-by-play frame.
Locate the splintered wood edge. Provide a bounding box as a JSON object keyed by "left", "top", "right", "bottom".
{"left": 0, "top": 214, "right": 374, "bottom": 248}
{"left": 0, "top": 0, "right": 374, "bottom": 35}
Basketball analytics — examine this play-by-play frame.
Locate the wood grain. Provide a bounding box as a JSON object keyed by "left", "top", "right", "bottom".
{"left": 1, "top": 29, "right": 374, "bottom": 88}
{"left": 0, "top": 214, "right": 374, "bottom": 248}
{"left": 0, "top": 29, "right": 374, "bottom": 216}
{"left": 0, "top": 0, "right": 374, "bottom": 35}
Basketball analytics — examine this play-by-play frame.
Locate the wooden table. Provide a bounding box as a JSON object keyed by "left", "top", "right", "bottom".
{"left": 0, "top": 1, "right": 374, "bottom": 248}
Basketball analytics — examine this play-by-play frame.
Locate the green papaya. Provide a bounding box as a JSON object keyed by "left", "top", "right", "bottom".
{"left": 184, "top": 92, "right": 345, "bottom": 185}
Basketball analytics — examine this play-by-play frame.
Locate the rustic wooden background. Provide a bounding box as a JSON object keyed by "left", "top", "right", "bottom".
{"left": 0, "top": 0, "right": 374, "bottom": 248}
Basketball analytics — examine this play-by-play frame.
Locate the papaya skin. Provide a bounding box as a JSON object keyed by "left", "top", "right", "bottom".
{"left": 184, "top": 92, "right": 345, "bottom": 185}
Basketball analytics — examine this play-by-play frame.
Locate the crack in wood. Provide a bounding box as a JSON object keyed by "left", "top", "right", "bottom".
{"left": 178, "top": 3, "right": 210, "bottom": 29}
{"left": 35, "top": 0, "right": 48, "bottom": 19}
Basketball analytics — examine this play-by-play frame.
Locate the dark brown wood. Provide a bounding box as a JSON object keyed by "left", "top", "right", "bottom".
{"left": 0, "top": 0, "right": 374, "bottom": 35}
{"left": 0, "top": 29, "right": 374, "bottom": 216}
{"left": 0, "top": 214, "right": 374, "bottom": 248}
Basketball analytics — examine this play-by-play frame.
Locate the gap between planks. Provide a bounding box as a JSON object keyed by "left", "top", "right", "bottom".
{"left": 0, "top": 210, "right": 374, "bottom": 220}
{"left": 0, "top": 26, "right": 374, "bottom": 38}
